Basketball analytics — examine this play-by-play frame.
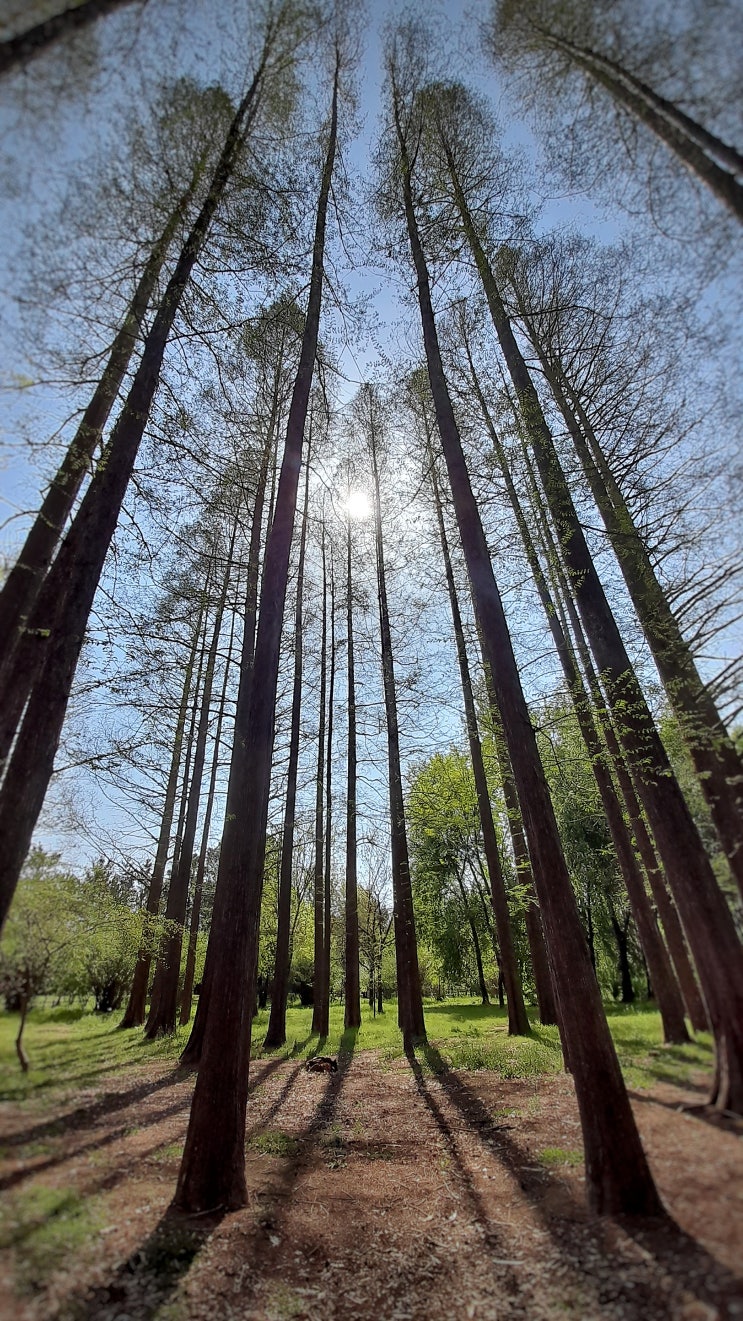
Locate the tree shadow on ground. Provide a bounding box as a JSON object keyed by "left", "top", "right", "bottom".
{"left": 629, "top": 1088, "right": 743, "bottom": 1135}
{"left": 55, "top": 1210, "right": 222, "bottom": 1320}
{"left": 0, "top": 1068, "right": 190, "bottom": 1150}
{"left": 422, "top": 1003, "right": 508, "bottom": 1023}
{"left": 414, "top": 1045, "right": 741, "bottom": 1318}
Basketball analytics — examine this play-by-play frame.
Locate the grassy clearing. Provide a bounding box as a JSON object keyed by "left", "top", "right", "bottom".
{"left": 0, "top": 996, "right": 714, "bottom": 1106}
{"left": 0, "top": 1185, "right": 102, "bottom": 1293}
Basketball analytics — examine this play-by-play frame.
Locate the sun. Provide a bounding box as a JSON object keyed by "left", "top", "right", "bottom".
{"left": 345, "top": 490, "right": 372, "bottom": 520}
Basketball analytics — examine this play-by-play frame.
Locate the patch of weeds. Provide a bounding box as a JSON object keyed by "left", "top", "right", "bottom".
{"left": 150, "top": 1142, "right": 184, "bottom": 1163}
{"left": 492, "top": 1107, "right": 519, "bottom": 1120}
{"left": 248, "top": 1130, "right": 300, "bottom": 1158}
{"left": 539, "top": 1147, "right": 583, "bottom": 1167}
{"left": 263, "top": 1281, "right": 306, "bottom": 1319}
{"left": 0, "top": 1186, "right": 100, "bottom": 1293}
{"left": 525, "top": 1093, "right": 542, "bottom": 1117}
{"left": 319, "top": 1124, "right": 346, "bottom": 1169}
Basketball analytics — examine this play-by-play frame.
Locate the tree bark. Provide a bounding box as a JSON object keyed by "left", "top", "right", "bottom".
{"left": 398, "top": 81, "right": 662, "bottom": 1214}
{"left": 172, "top": 54, "right": 340, "bottom": 1214}
{"left": 344, "top": 515, "right": 361, "bottom": 1030}
{"left": 0, "top": 0, "right": 142, "bottom": 76}
{"left": 428, "top": 449, "right": 529, "bottom": 1033}
{"left": 510, "top": 294, "right": 743, "bottom": 901}
{"left": 120, "top": 583, "right": 208, "bottom": 1029}
{"left": 180, "top": 587, "right": 238, "bottom": 1026}
{"left": 447, "top": 159, "right": 743, "bottom": 1111}
{"left": 263, "top": 452, "right": 311, "bottom": 1049}
{"left": 311, "top": 527, "right": 329, "bottom": 1036}
{"left": 455, "top": 869, "right": 489, "bottom": 1004}
{"left": 0, "top": 47, "right": 270, "bottom": 935}
{"left": 322, "top": 553, "right": 336, "bottom": 1025}
{"left": 369, "top": 398, "right": 427, "bottom": 1049}
{"left": 0, "top": 171, "right": 202, "bottom": 752}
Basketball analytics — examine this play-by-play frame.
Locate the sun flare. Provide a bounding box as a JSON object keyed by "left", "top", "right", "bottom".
{"left": 345, "top": 490, "right": 372, "bottom": 520}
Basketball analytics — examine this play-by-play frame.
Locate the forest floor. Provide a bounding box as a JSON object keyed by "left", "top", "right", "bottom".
{"left": 0, "top": 1006, "right": 742, "bottom": 1320}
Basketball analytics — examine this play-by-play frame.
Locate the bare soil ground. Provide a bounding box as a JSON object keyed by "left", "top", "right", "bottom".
{"left": 0, "top": 1046, "right": 741, "bottom": 1320}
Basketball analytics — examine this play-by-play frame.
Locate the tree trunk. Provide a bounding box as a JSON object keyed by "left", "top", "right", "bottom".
{"left": 448, "top": 160, "right": 743, "bottom": 1111}
{"left": 15, "top": 995, "right": 29, "bottom": 1072}
{"left": 608, "top": 900, "right": 635, "bottom": 1003}
{"left": 172, "top": 55, "right": 340, "bottom": 1215}
{"left": 512, "top": 302, "right": 743, "bottom": 900}
{"left": 311, "top": 527, "right": 329, "bottom": 1037}
{"left": 542, "top": 29, "right": 743, "bottom": 220}
{"left": 369, "top": 402, "right": 426, "bottom": 1050}
{"left": 180, "top": 589, "right": 238, "bottom": 1027}
{"left": 428, "top": 449, "right": 528, "bottom": 1032}
{"left": 120, "top": 583, "right": 208, "bottom": 1029}
{"left": 0, "top": 49, "right": 270, "bottom": 935}
{"left": 0, "top": 0, "right": 141, "bottom": 76}
{"left": 322, "top": 554, "right": 336, "bottom": 1025}
{"left": 146, "top": 532, "right": 234, "bottom": 1038}
{"left": 0, "top": 170, "right": 202, "bottom": 748}
{"left": 455, "top": 870, "right": 489, "bottom": 1004}
{"left": 344, "top": 515, "right": 361, "bottom": 1030}
{"left": 264, "top": 452, "right": 311, "bottom": 1049}
{"left": 398, "top": 87, "right": 662, "bottom": 1214}
{"left": 179, "top": 400, "right": 280, "bottom": 1067}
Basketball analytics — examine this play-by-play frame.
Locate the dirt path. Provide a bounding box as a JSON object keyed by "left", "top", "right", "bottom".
{"left": 0, "top": 1047, "right": 741, "bottom": 1319}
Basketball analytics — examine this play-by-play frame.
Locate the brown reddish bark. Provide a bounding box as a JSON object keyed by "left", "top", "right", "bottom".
{"left": 0, "top": 172, "right": 202, "bottom": 755}
{"left": 311, "top": 527, "right": 329, "bottom": 1037}
{"left": 120, "top": 585, "right": 208, "bottom": 1029}
{"left": 344, "top": 513, "right": 361, "bottom": 1030}
{"left": 180, "top": 591, "right": 238, "bottom": 1026}
{"left": 0, "top": 46, "right": 270, "bottom": 934}
{"left": 172, "top": 55, "right": 340, "bottom": 1214}
{"left": 429, "top": 450, "right": 529, "bottom": 1033}
{"left": 446, "top": 153, "right": 743, "bottom": 1111}
{"left": 395, "top": 73, "right": 661, "bottom": 1214}
{"left": 510, "top": 296, "right": 743, "bottom": 901}
{"left": 368, "top": 390, "right": 426, "bottom": 1048}
{"left": 264, "top": 452, "right": 311, "bottom": 1049}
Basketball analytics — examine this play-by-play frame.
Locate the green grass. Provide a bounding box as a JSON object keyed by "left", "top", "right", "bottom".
{"left": 539, "top": 1147, "right": 583, "bottom": 1167}
{"left": 247, "top": 1131, "right": 300, "bottom": 1158}
{"left": 0, "top": 996, "right": 714, "bottom": 1108}
{"left": 0, "top": 1186, "right": 101, "bottom": 1293}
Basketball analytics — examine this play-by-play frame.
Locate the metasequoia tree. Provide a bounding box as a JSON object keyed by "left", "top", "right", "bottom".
{"left": 0, "top": 3, "right": 301, "bottom": 935}
{"left": 424, "top": 77, "right": 743, "bottom": 1111}
{"left": 503, "top": 253, "right": 743, "bottom": 899}
{"left": 173, "top": 43, "right": 341, "bottom": 1214}
{"left": 311, "top": 524, "right": 330, "bottom": 1036}
{"left": 145, "top": 520, "right": 237, "bottom": 1038}
{"left": 264, "top": 450, "right": 311, "bottom": 1049}
{"left": 487, "top": 0, "right": 743, "bottom": 222}
{"left": 119, "top": 563, "right": 212, "bottom": 1028}
{"left": 0, "top": 0, "right": 142, "bottom": 77}
{"left": 412, "top": 390, "right": 529, "bottom": 1032}
{"left": 362, "top": 384, "right": 426, "bottom": 1049}
{"left": 343, "top": 485, "right": 361, "bottom": 1029}
{"left": 322, "top": 549, "right": 336, "bottom": 1026}
{"left": 455, "top": 315, "right": 689, "bottom": 1043}
{"left": 382, "top": 29, "right": 661, "bottom": 1215}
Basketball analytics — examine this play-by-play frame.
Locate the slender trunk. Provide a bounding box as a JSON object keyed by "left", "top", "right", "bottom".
{"left": 173, "top": 57, "right": 340, "bottom": 1215}
{"left": 146, "top": 535, "right": 234, "bottom": 1038}
{"left": 370, "top": 411, "right": 426, "bottom": 1049}
{"left": 542, "top": 29, "right": 743, "bottom": 219}
{"left": 322, "top": 554, "right": 336, "bottom": 1027}
{"left": 449, "top": 159, "right": 743, "bottom": 1110}
{"left": 429, "top": 450, "right": 528, "bottom": 1032}
{"left": 264, "top": 452, "right": 311, "bottom": 1049}
{"left": 179, "top": 591, "right": 238, "bottom": 1026}
{"left": 311, "top": 528, "right": 328, "bottom": 1035}
{"left": 399, "top": 89, "right": 661, "bottom": 1214}
{"left": 0, "top": 171, "right": 202, "bottom": 739}
{"left": 344, "top": 516, "right": 361, "bottom": 1029}
{"left": 0, "top": 51, "right": 269, "bottom": 934}
{"left": 0, "top": 0, "right": 141, "bottom": 76}
{"left": 512, "top": 301, "right": 743, "bottom": 900}
{"left": 120, "top": 585, "right": 208, "bottom": 1028}
{"left": 455, "top": 869, "right": 489, "bottom": 1004}
{"left": 179, "top": 392, "right": 281, "bottom": 1065}
{"left": 15, "top": 996, "right": 29, "bottom": 1072}
{"left": 472, "top": 351, "right": 689, "bottom": 1044}
{"left": 608, "top": 902, "right": 635, "bottom": 1004}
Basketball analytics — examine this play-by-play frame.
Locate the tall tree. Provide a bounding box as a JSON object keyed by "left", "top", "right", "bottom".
{"left": 344, "top": 493, "right": 361, "bottom": 1030}
{"left": 487, "top": 0, "right": 743, "bottom": 221}
{"left": 0, "top": 6, "right": 298, "bottom": 934}
{"left": 383, "top": 30, "right": 661, "bottom": 1214}
{"left": 173, "top": 44, "right": 341, "bottom": 1214}
{"left": 0, "top": 0, "right": 142, "bottom": 77}
{"left": 311, "top": 524, "right": 329, "bottom": 1036}
{"left": 364, "top": 385, "right": 427, "bottom": 1049}
{"left": 426, "top": 79, "right": 743, "bottom": 1111}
